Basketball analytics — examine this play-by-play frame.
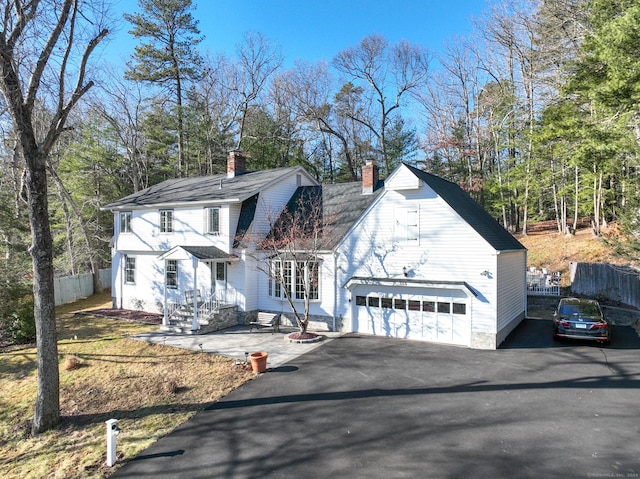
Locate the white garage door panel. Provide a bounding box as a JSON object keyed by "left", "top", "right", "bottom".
{"left": 353, "top": 288, "right": 470, "bottom": 346}
{"left": 436, "top": 315, "right": 453, "bottom": 342}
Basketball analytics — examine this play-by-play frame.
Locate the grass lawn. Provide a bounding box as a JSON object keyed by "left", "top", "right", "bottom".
{"left": 0, "top": 293, "right": 254, "bottom": 479}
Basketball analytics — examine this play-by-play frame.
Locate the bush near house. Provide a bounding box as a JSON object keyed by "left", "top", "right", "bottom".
{"left": 0, "top": 281, "right": 35, "bottom": 344}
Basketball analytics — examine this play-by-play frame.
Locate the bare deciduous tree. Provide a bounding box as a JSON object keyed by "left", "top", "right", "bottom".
{"left": 0, "top": 0, "right": 109, "bottom": 434}
{"left": 245, "top": 189, "right": 335, "bottom": 336}
{"left": 333, "top": 34, "right": 431, "bottom": 174}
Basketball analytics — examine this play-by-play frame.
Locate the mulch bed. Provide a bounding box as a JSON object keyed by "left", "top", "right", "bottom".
{"left": 81, "top": 308, "right": 163, "bottom": 325}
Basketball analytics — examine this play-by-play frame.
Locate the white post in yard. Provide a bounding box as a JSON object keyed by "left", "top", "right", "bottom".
{"left": 192, "top": 256, "right": 199, "bottom": 333}
{"left": 105, "top": 418, "right": 120, "bottom": 467}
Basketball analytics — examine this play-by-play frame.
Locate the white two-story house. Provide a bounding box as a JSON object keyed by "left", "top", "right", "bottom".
{"left": 104, "top": 151, "right": 527, "bottom": 349}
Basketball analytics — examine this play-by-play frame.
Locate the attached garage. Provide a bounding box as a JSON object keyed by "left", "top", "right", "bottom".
{"left": 347, "top": 278, "right": 477, "bottom": 347}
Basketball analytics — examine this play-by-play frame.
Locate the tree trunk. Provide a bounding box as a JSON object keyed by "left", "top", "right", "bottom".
{"left": 27, "top": 151, "right": 60, "bottom": 435}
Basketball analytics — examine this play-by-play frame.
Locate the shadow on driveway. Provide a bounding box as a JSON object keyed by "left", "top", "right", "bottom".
{"left": 501, "top": 318, "right": 640, "bottom": 350}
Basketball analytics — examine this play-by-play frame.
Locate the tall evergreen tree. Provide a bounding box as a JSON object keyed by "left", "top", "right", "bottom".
{"left": 125, "top": 0, "right": 203, "bottom": 177}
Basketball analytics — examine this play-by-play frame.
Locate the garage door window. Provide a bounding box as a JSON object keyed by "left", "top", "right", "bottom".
{"left": 423, "top": 301, "right": 435, "bottom": 312}
{"left": 408, "top": 300, "right": 421, "bottom": 311}
{"left": 437, "top": 302, "right": 451, "bottom": 313}
{"left": 394, "top": 298, "right": 406, "bottom": 309}
{"left": 356, "top": 295, "right": 367, "bottom": 306}
{"left": 368, "top": 297, "right": 380, "bottom": 307}
{"left": 381, "top": 298, "right": 393, "bottom": 309}
{"left": 453, "top": 303, "right": 467, "bottom": 315}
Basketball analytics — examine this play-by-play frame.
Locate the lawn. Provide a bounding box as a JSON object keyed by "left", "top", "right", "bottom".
{"left": 0, "top": 293, "right": 254, "bottom": 479}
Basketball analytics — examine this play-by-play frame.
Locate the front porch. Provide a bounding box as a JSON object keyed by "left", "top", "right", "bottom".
{"left": 158, "top": 245, "right": 240, "bottom": 334}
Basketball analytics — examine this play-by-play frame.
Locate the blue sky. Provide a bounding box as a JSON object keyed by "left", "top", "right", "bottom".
{"left": 104, "top": 0, "right": 489, "bottom": 67}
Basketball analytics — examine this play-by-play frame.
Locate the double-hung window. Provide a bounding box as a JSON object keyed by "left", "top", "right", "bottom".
{"left": 206, "top": 207, "right": 220, "bottom": 235}
{"left": 269, "top": 259, "right": 319, "bottom": 301}
{"left": 160, "top": 210, "right": 173, "bottom": 233}
{"left": 124, "top": 255, "right": 136, "bottom": 284}
{"left": 166, "top": 260, "right": 178, "bottom": 288}
{"left": 120, "top": 211, "right": 132, "bottom": 233}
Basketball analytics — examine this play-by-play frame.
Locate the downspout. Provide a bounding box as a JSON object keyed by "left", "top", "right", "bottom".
{"left": 162, "top": 259, "right": 168, "bottom": 327}
{"left": 192, "top": 256, "right": 199, "bottom": 333}
{"left": 332, "top": 252, "right": 338, "bottom": 332}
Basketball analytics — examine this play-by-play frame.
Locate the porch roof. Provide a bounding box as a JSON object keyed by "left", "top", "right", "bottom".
{"left": 158, "top": 245, "right": 239, "bottom": 262}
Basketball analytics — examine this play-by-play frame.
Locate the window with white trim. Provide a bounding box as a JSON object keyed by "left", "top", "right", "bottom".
{"left": 216, "top": 262, "right": 225, "bottom": 280}
{"left": 206, "top": 207, "right": 220, "bottom": 235}
{"left": 166, "top": 260, "right": 178, "bottom": 288}
{"left": 268, "top": 259, "right": 319, "bottom": 301}
{"left": 124, "top": 255, "right": 136, "bottom": 284}
{"left": 159, "top": 210, "right": 173, "bottom": 233}
{"left": 120, "top": 211, "right": 132, "bottom": 233}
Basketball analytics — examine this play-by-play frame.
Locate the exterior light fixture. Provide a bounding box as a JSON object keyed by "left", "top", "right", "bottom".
{"left": 403, "top": 266, "right": 408, "bottom": 277}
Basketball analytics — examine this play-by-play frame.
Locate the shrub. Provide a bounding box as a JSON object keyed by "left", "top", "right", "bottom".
{"left": 0, "top": 282, "right": 36, "bottom": 344}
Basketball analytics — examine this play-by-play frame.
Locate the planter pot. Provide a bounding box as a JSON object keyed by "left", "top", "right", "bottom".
{"left": 249, "top": 352, "right": 268, "bottom": 373}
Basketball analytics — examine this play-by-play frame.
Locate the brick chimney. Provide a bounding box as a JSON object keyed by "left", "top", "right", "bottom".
{"left": 227, "top": 150, "right": 247, "bottom": 178}
{"left": 362, "top": 160, "right": 379, "bottom": 194}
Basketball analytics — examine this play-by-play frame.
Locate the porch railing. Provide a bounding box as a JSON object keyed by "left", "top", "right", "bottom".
{"left": 169, "top": 289, "right": 236, "bottom": 323}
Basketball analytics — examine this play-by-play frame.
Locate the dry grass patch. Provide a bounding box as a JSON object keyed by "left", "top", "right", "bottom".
{"left": 0, "top": 294, "right": 254, "bottom": 479}
{"left": 516, "top": 226, "right": 630, "bottom": 286}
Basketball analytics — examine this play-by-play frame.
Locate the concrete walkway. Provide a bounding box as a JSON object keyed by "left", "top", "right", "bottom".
{"left": 134, "top": 326, "right": 342, "bottom": 369}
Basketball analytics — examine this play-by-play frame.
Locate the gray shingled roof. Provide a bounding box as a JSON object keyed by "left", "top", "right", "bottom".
{"left": 180, "top": 246, "right": 236, "bottom": 260}
{"left": 103, "top": 167, "right": 303, "bottom": 209}
{"left": 269, "top": 182, "right": 382, "bottom": 250}
{"left": 322, "top": 182, "right": 381, "bottom": 248}
{"left": 403, "top": 164, "right": 525, "bottom": 251}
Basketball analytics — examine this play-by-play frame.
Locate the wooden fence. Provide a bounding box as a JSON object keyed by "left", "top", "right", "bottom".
{"left": 54, "top": 268, "right": 111, "bottom": 306}
{"left": 570, "top": 262, "right": 640, "bottom": 309}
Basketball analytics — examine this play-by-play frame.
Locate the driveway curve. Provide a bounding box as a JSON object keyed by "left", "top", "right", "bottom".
{"left": 111, "top": 319, "right": 640, "bottom": 478}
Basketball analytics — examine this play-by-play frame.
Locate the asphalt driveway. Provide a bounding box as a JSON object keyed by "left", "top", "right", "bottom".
{"left": 111, "top": 319, "right": 640, "bottom": 478}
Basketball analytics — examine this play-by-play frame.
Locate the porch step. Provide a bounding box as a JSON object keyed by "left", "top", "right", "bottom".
{"left": 160, "top": 305, "right": 239, "bottom": 336}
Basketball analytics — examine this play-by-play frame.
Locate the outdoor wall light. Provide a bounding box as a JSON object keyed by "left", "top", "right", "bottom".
{"left": 480, "top": 270, "right": 490, "bottom": 277}
{"left": 403, "top": 266, "right": 408, "bottom": 277}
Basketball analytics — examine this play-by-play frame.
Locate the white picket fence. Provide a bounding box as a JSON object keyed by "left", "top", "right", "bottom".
{"left": 54, "top": 268, "right": 111, "bottom": 306}
{"left": 526, "top": 269, "right": 561, "bottom": 296}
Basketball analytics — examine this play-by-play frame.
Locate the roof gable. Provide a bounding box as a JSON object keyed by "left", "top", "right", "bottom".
{"left": 401, "top": 164, "right": 525, "bottom": 251}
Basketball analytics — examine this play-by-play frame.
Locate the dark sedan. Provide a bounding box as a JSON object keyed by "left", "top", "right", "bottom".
{"left": 553, "top": 297, "right": 610, "bottom": 345}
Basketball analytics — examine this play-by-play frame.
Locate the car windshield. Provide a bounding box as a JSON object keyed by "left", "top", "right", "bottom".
{"left": 559, "top": 302, "right": 601, "bottom": 318}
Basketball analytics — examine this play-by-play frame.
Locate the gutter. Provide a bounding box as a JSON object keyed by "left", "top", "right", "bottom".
{"left": 332, "top": 251, "right": 338, "bottom": 332}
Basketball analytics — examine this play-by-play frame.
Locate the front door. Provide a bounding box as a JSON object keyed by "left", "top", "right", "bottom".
{"left": 209, "top": 262, "right": 227, "bottom": 302}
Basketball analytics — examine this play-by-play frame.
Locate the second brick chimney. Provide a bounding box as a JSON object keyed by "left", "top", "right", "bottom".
{"left": 227, "top": 150, "right": 247, "bottom": 178}
{"left": 362, "top": 160, "right": 379, "bottom": 194}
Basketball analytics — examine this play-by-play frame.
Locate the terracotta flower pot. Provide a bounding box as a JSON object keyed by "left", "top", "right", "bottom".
{"left": 250, "top": 352, "right": 268, "bottom": 373}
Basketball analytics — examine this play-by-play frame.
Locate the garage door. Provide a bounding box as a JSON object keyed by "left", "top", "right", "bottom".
{"left": 353, "top": 289, "right": 470, "bottom": 346}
